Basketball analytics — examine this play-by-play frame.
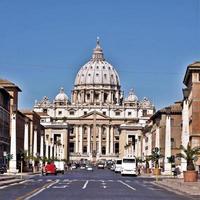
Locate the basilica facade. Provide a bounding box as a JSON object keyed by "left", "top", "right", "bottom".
{"left": 34, "top": 39, "right": 155, "bottom": 162}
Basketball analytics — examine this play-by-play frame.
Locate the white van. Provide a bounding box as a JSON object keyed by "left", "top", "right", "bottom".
{"left": 54, "top": 161, "right": 65, "bottom": 174}
{"left": 114, "top": 159, "right": 122, "bottom": 173}
{"left": 121, "top": 157, "right": 137, "bottom": 176}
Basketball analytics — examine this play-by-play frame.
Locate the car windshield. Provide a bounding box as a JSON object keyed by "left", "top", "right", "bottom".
{"left": 123, "top": 159, "right": 135, "bottom": 163}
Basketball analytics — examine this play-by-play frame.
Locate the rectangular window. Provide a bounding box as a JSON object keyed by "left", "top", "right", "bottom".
{"left": 128, "top": 112, "right": 132, "bottom": 116}
{"left": 115, "top": 112, "right": 120, "bottom": 116}
{"left": 84, "top": 111, "right": 87, "bottom": 115}
{"left": 143, "top": 110, "right": 147, "bottom": 116}
{"left": 69, "top": 111, "right": 75, "bottom": 115}
{"left": 171, "top": 138, "right": 175, "bottom": 148}
{"left": 58, "top": 111, "right": 62, "bottom": 115}
{"left": 103, "top": 111, "right": 106, "bottom": 115}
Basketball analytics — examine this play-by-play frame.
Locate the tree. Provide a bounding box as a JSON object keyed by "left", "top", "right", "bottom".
{"left": 150, "top": 147, "right": 163, "bottom": 168}
{"left": 176, "top": 143, "right": 200, "bottom": 171}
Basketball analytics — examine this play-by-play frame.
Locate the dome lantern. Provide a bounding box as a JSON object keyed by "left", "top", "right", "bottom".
{"left": 55, "top": 87, "right": 68, "bottom": 102}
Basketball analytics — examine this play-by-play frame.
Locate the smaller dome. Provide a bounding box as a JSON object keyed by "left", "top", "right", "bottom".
{"left": 141, "top": 97, "right": 152, "bottom": 107}
{"left": 125, "top": 89, "right": 138, "bottom": 102}
{"left": 55, "top": 87, "right": 68, "bottom": 101}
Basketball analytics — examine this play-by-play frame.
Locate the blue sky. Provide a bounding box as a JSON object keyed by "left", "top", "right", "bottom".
{"left": 0, "top": 0, "right": 200, "bottom": 110}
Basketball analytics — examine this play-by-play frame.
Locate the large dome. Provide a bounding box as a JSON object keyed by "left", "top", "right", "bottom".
{"left": 74, "top": 38, "right": 120, "bottom": 87}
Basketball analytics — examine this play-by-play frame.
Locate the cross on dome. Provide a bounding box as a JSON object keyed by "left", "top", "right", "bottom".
{"left": 92, "top": 37, "right": 104, "bottom": 61}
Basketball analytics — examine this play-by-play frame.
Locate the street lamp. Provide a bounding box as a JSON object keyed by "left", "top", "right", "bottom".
{"left": 182, "top": 88, "right": 189, "bottom": 100}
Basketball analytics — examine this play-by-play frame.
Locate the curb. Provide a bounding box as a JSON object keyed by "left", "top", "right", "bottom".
{"left": 152, "top": 181, "right": 200, "bottom": 197}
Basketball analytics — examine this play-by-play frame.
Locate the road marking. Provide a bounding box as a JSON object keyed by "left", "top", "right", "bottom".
{"left": 125, "top": 180, "right": 131, "bottom": 182}
{"left": 82, "top": 180, "right": 89, "bottom": 189}
{"left": 118, "top": 180, "right": 136, "bottom": 191}
{"left": 0, "top": 180, "right": 28, "bottom": 189}
{"left": 16, "top": 180, "right": 59, "bottom": 200}
{"left": 52, "top": 185, "right": 68, "bottom": 188}
{"left": 108, "top": 180, "right": 113, "bottom": 182}
{"left": 47, "top": 179, "right": 52, "bottom": 182}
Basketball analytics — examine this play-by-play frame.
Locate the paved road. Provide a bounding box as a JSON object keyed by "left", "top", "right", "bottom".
{"left": 0, "top": 168, "right": 199, "bottom": 200}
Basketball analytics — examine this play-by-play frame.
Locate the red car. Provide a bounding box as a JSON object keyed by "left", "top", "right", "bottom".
{"left": 44, "top": 163, "right": 57, "bottom": 175}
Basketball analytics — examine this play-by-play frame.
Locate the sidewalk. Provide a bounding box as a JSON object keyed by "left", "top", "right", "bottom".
{"left": 154, "top": 178, "right": 200, "bottom": 196}
{"left": 0, "top": 172, "right": 40, "bottom": 187}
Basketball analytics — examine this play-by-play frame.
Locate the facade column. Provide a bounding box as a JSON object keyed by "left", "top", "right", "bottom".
{"left": 110, "top": 126, "right": 114, "bottom": 154}
{"left": 9, "top": 113, "right": 18, "bottom": 173}
{"left": 75, "top": 126, "right": 79, "bottom": 153}
{"left": 164, "top": 109, "right": 172, "bottom": 174}
{"left": 87, "top": 126, "right": 91, "bottom": 155}
{"left": 106, "top": 126, "right": 110, "bottom": 155}
{"left": 79, "top": 126, "right": 83, "bottom": 154}
{"left": 181, "top": 99, "right": 189, "bottom": 172}
{"left": 98, "top": 126, "right": 102, "bottom": 155}
{"left": 135, "top": 135, "right": 138, "bottom": 157}
{"left": 24, "top": 121, "right": 29, "bottom": 155}
{"left": 137, "top": 136, "right": 142, "bottom": 157}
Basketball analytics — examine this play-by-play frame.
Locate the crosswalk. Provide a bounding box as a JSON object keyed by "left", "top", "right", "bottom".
{"left": 27, "top": 178, "right": 162, "bottom": 191}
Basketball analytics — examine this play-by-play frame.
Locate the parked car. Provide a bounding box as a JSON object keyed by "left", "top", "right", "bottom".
{"left": 97, "top": 162, "right": 105, "bottom": 169}
{"left": 54, "top": 161, "right": 65, "bottom": 174}
{"left": 86, "top": 165, "right": 93, "bottom": 171}
{"left": 80, "top": 164, "right": 86, "bottom": 169}
{"left": 44, "top": 162, "right": 57, "bottom": 176}
{"left": 0, "top": 165, "right": 7, "bottom": 174}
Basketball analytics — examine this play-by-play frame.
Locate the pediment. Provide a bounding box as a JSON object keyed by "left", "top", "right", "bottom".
{"left": 80, "top": 111, "right": 111, "bottom": 120}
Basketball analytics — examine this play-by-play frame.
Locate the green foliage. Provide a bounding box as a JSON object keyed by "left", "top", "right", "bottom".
{"left": 149, "top": 147, "right": 163, "bottom": 168}
{"left": 176, "top": 143, "right": 200, "bottom": 171}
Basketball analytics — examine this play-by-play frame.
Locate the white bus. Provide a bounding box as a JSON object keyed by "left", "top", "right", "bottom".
{"left": 121, "top": 157, "right": 137, "bottom": 176}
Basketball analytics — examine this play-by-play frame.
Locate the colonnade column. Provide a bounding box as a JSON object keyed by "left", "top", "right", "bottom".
{"left": 110, "top": 126, "right": 114, "bottom": 154}
{"left": 33, "top": 127, "right": 38, "bottom": 158}
{"left": 24, "top": 120, "right": 29, "bottom": 156}
{"left": 148, "top": 133, "right": 152, "bottom": 168}
{"left": 45, "top": 140, "right": 49, "bottom": 159}
{"left": 106, "top": 126, "right": 110, "bottom": 155}
{"left": 181, "top": 98, "right": 189, "bottom": 172}
{"left": 99, "top": 126, "right": 102, "bottom": 155}
{"left": 155, "top": 125, "right": 160, "bottom": 148}
{"left": 40, "top": 131, "right": 44, "bottom": 159}
{"left": 164, "top": 108, "right": 172, "bottom": 174}
{"left": 79, "top": 126, "right": 83, "bottom": 154}
{"left": 9, "top": 113, "right": 17, "bottom": 172}
{"left": 50, "top": 139, "right": 53, "bottom": 159}
{"left": 87, "top": 126, "right": 91, "bottom": 155}
{"left": 75, "top": 126, "right": 79, "bottom": 153}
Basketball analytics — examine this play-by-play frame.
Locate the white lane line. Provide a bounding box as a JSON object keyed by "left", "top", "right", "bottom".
{"left": 24, "top": 180, "right": 59, "bottom": 200}
{"left": 0, "top": 180, "right": 28, "bottom": 189}
{"left": 118, "top": 180, "right": 136, "bottom": 191}
{"left": 82, "top": 180, "right": 89, "bottom": 189}
{"left": 52, "top": 185, "right": 68, "bottom": 188}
